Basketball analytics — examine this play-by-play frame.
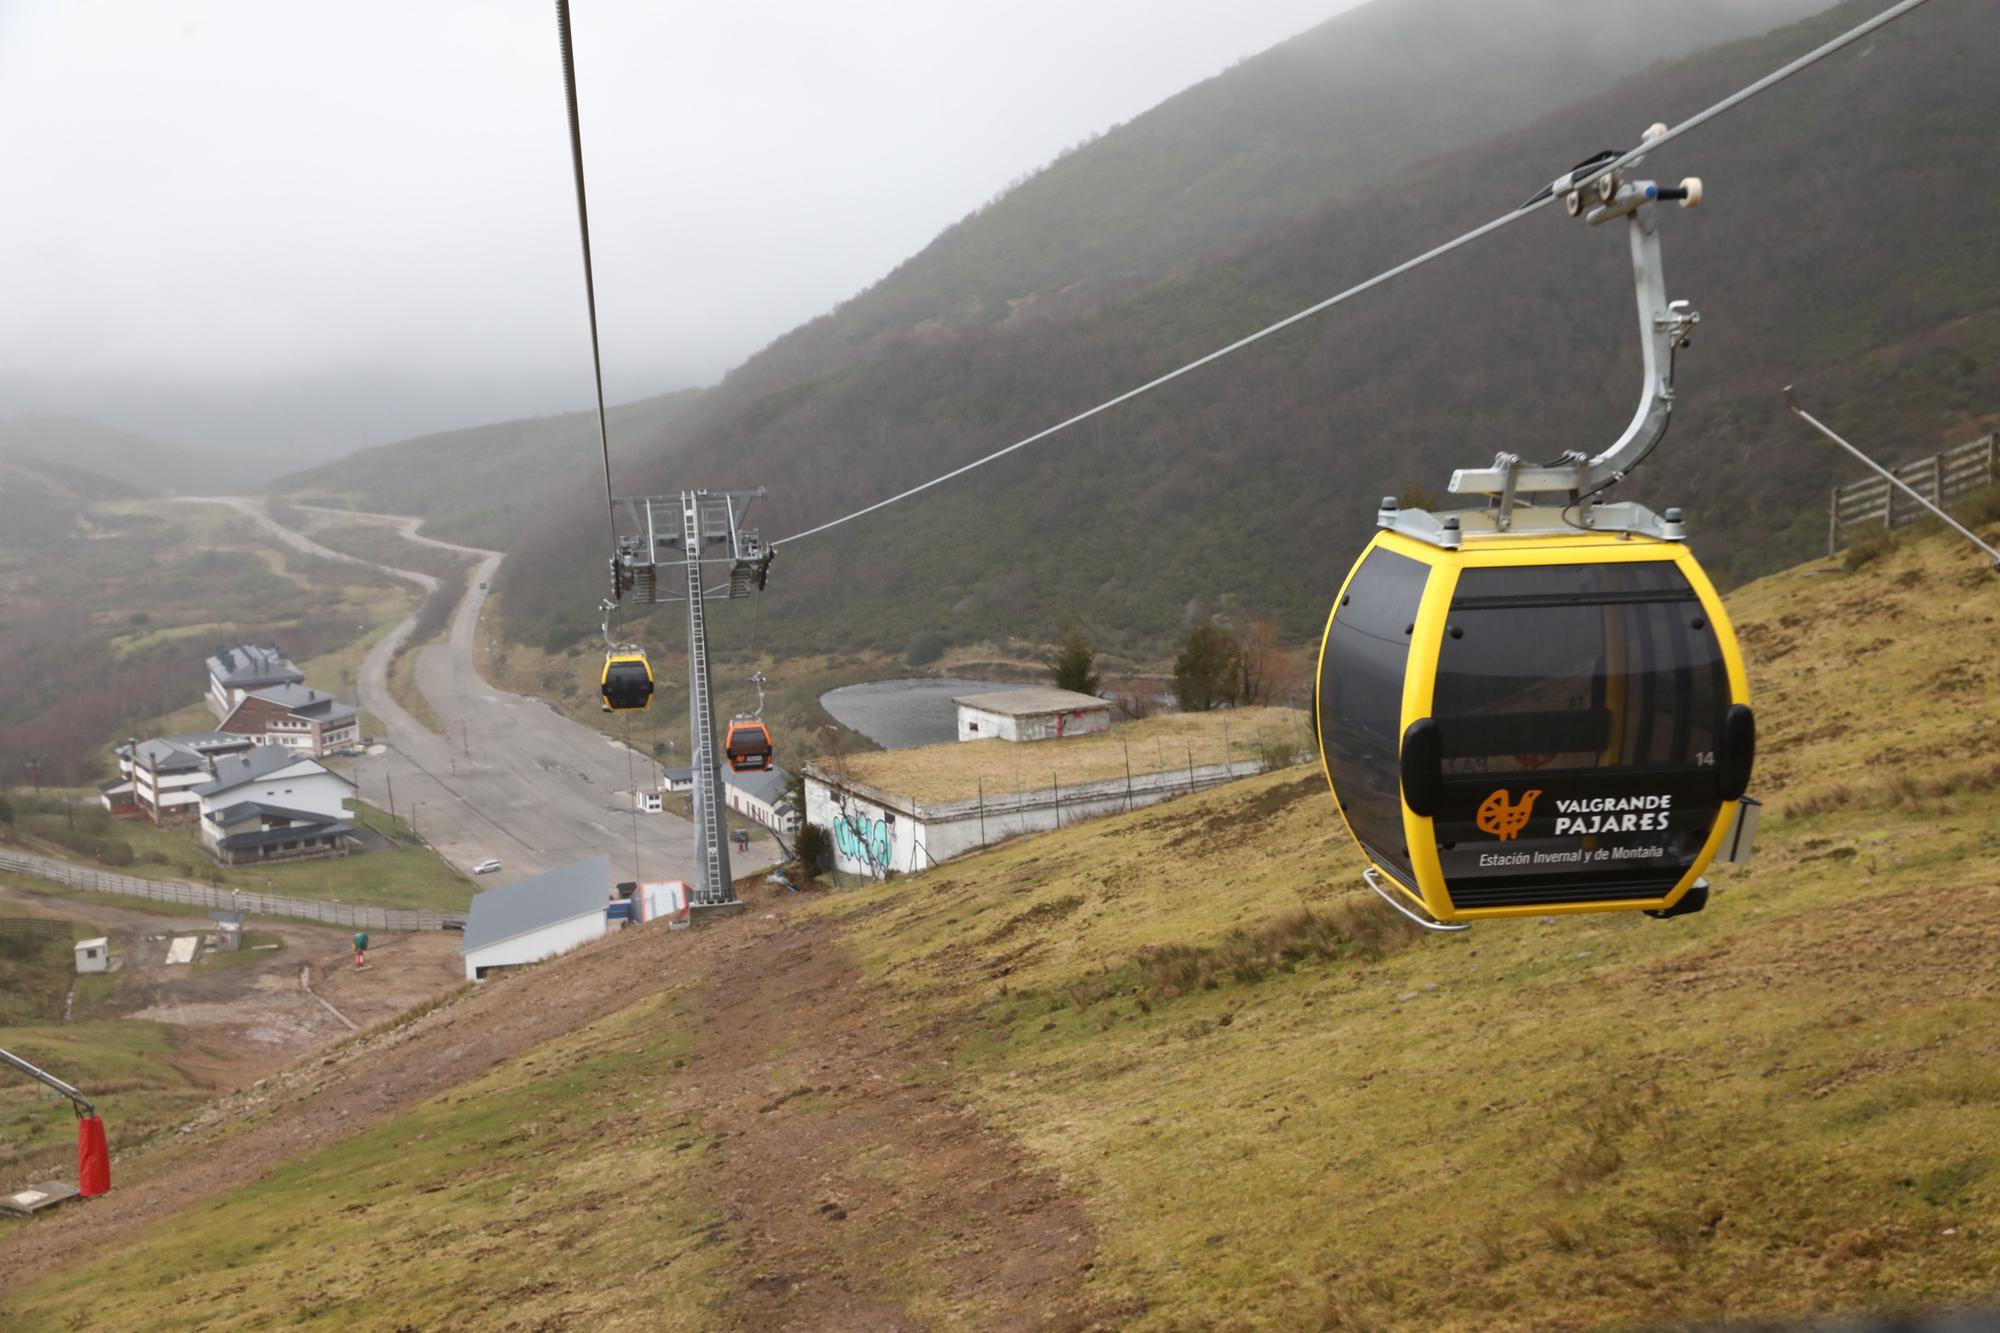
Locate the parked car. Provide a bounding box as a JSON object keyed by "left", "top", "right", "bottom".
{"left": 472, "top": 858, "right": 502, "bottom": 875}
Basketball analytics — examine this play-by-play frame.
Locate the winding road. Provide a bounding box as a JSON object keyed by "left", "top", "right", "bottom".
{"left": 185, "top": 498, "right": 773, "bottom": 886}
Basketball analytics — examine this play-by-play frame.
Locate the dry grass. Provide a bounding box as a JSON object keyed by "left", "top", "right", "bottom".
{"left": 800, "top": 526, "right": 2000, "bottom": 1330}
{"left": 823, "top": 705, "right": 1309, "bottom": 804}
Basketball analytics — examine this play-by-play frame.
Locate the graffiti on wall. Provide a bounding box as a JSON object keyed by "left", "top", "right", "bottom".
{"left": 833, "top": 813, "right": 892, "bottom": 871}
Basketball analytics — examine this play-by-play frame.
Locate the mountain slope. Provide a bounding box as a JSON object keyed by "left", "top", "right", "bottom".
{"left": 266, "top": 388, "right": 702, "bottom": 549}
{"left": 4, "top": 513, "right": 1997, "bottom": 1328}
{"left": 0, "top": 414, "right": 267, "bottom": 495}
{"left": 496, "top": 0, "right": 1996, "bottom": 662}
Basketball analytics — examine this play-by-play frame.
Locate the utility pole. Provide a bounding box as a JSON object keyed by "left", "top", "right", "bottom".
{"left": 385, "top": 772, "right": 396, "bottom": 821}
{"left": 461, "top": 721, "right": 470, "bottom": 756}
{"left": 25, "top": 756, "right": 42, "bottom": 799}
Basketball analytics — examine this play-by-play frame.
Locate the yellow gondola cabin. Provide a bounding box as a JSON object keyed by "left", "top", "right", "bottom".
{"left": 1315, "top": 521, "right": 1753, "bottom": 925}
{"left": 600, "top": 652, "right": 655, "bottom": 712}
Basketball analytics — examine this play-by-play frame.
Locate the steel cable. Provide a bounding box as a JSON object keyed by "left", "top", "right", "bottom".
{"left": 769, "top": 0, "right": 1938, "bottom": 549}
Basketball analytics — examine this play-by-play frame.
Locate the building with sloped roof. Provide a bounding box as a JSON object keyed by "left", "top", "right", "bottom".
{"left": 206, "top": 643, "right": 305, "bottom": 716}
{"left": 104, "top": 732, "right": 257, "bottom": 825}
{"left": 460, "top": 855, "right": 612, "bottom": 982}
{"left": 201, "top": 800, "right": 353, "bottom": 867}
{"left": 219, "top": 683, "right": 360, "bottom": 757}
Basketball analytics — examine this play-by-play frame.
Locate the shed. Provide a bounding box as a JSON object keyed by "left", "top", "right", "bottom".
{"left": 459, "top": 854, "right": 612, "bottom": 982}
{"left": 953, "top": 687, "right": 1113, "bottom": 743}
{"left": 73, "top": 938, "right": 109, "bottom": 975}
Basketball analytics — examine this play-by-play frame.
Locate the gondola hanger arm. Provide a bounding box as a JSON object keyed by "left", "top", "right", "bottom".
{"left": 1449, "top": 124, "right": 1701, "bottom": 501}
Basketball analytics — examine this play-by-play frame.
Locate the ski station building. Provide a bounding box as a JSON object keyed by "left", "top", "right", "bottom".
{"left": 460, "top": 855, "right": 613, "bottom": 982}
{"left": 803, "top": 706, "right": 1304, "bottom": 879}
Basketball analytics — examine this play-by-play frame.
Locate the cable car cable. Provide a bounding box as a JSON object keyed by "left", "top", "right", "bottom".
{"left": 767, "top": 0, "right": 1937, "bottom": 552}
{"left": 554, "top": 0, "right": 620, "bottom": 551}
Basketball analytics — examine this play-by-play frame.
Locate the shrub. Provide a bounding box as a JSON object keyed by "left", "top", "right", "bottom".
{"left": 904, "top": 631, "right": 945, "bottom": 667}
{"left": 792, "top": 822, "right": 832, "bottom": 879}
{"left": 1047, "top": 620, "right": 1099, "bottom": 695}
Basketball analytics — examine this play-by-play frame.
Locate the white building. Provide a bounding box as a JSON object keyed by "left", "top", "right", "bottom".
{"left": 193, "top": 748, "right": 352, "bottom": 823}
{"left": 802, "top": 749, "right": 1266, "bottom": 879}
{"left": 460, "top": 855, "right": 612, "bottom": 982}
{"left": 954, "top": 688, "right": 1112, "bottom": 743}
{"left": 218, "top": 684, "right": 360, "bottom": 757}
{"left": 193, "top": 748, "right": 356, "bottom": 865}
{"left": 74, "top": 938, "right": 109, "bottom": 975}
{"left": 104, "top": 733, "right": 256, "bottom": 825}
{"left": 725, "top": 767, "right": 801, "bottom": 837}
{"left": 206, "top": 644, "right": 305, "bottom": 716}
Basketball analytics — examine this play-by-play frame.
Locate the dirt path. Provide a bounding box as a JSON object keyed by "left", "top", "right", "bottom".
{"left": 0, "top": 890, "right": 1099, "bottom": 1327}
{"left": 674, "top": 909, "right": 1099, "bottom": 1330}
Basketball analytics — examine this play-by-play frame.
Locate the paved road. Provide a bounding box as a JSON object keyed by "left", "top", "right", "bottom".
{"left": 183, "top": 499, "right": 773, "bottom": 887}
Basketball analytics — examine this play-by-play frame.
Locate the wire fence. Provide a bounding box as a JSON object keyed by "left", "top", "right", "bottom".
{"left": 0, "top": 850, "right": 464, "bottom": 933}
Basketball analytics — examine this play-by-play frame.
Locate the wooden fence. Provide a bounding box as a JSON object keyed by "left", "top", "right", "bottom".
{"left": 1828, "top": 435, "right": 1996, "bottom": 555}
{"left": 0, "top": 850, "right": 465, "bottom": 932}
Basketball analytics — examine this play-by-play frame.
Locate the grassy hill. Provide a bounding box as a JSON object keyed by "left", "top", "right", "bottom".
{"left": 4, "top": 509, "right": 1996, "bottom": 1328}
{"left": 266, "top": 388, "right": 702, "bottom": 550}
{"left": 492, "top": 0, "right": 1997, "bottom": 667}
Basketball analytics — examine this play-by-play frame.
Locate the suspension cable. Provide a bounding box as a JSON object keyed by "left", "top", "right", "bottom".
{"left": 770, "top": 0, "right": 1936, "bottom": 549}
{"left": 554, "top": 0, "right": 620, "bottom": 551}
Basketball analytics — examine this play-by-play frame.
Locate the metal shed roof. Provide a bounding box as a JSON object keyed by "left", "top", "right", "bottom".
{"left": 460, "top": 854, "right": 611, "bottom": 956}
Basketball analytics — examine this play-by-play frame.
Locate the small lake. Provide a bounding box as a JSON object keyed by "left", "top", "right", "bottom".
{"left": 820, "top": 677, "right": 1016, "bottom": 750}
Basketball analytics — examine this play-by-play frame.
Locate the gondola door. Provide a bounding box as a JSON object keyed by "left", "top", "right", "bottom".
{"left": 1417, "top": 546, "right": 1749, "bottom": 917}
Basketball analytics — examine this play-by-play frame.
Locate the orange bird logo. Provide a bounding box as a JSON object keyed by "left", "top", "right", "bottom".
{"left": 1476, "top": 788, "right": 1542, "bottom": 841}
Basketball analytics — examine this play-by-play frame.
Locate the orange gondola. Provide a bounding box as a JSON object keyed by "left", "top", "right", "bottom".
{"left": 724, "top": 718, "right": 773, "bottom": 773}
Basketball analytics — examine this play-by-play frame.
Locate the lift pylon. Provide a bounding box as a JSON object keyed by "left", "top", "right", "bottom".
{"left": 609, "top": 489, "right": 771, "bottom": 908}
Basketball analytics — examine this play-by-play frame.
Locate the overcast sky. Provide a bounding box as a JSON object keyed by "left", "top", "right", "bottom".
{"left": 0, "top": 0, "right": 1358, "bottom": 456}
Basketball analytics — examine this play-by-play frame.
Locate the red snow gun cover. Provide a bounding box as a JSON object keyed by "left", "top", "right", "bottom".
{"left": 77, "top": 1114, "right": 110, "bottom": 1197}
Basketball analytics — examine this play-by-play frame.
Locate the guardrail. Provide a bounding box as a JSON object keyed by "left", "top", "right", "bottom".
{"left": 1828, "top": 435, "right": 1996, "bottom": 555}
{"left": 0, "top": 850, "right": 465, "bottom": 933}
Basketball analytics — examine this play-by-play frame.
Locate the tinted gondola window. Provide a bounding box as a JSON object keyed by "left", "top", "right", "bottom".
{"left": 1430, "top": 561, "right": 1731, "bottom": 906}
{"left": 1433, "top": 563, "right": 1726, "bottom": 775}
{"left": 1320, "top": 548, "right": 1430, "bottom": 882}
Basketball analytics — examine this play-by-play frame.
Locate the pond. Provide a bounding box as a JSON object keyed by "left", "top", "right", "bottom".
{"left": 819, "top": 677, "right": 1016, "bottom": 750}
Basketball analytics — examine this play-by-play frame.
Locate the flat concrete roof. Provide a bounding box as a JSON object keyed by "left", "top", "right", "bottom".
{"left": 951, "top": 687, "right": 1111, "bottom": 717}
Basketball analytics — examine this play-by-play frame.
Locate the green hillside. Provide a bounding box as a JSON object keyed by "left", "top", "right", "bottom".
{"left": 267, "top": 388, "right": 702, "bottom": 549}
{"left": 4, "top": 511, "right": 1995, "bottom": 1328}
{"left": 494, "top": 0, "right": 1996, "bottom": 665}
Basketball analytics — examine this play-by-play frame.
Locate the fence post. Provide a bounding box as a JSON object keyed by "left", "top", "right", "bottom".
{"left": 1828, "top": 485, "right": 1840, "bottom": 558}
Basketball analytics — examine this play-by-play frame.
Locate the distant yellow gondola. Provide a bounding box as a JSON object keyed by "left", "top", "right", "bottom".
{"left": 600, "top": 651, "right": 654, "bottom": 712}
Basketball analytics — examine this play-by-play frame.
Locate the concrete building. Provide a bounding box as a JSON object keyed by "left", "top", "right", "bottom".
{"left": 103, "top": 733, "right": 256, "bottom": 825}
{"left": 206, "top": 644, "right": 305, "bottom": 716}
{"left": 725, "top": 767, "right": 800, "bottom": 837}
{"left": 73, "top": 938, "right": 109, "bottom": 975}
{"left": 954, "top": 688, "right": 1112, "bottom": 743}
{"left": 219, "top": 684, "right": 360, "bottom": 757}
{"left": 460, "top": 854, "right": 613, "bottom": 982}
{"left": 201, "top": 801, "right": 353, "bottom": 867}
{"left": 193, "top": 747, "right": 352, "bottom": 823}
{"left": 192, "top": 748, "right": 355, "bottom": 865}
{"left": 802, "top": 748, "right": 1268, "bottom": 879}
